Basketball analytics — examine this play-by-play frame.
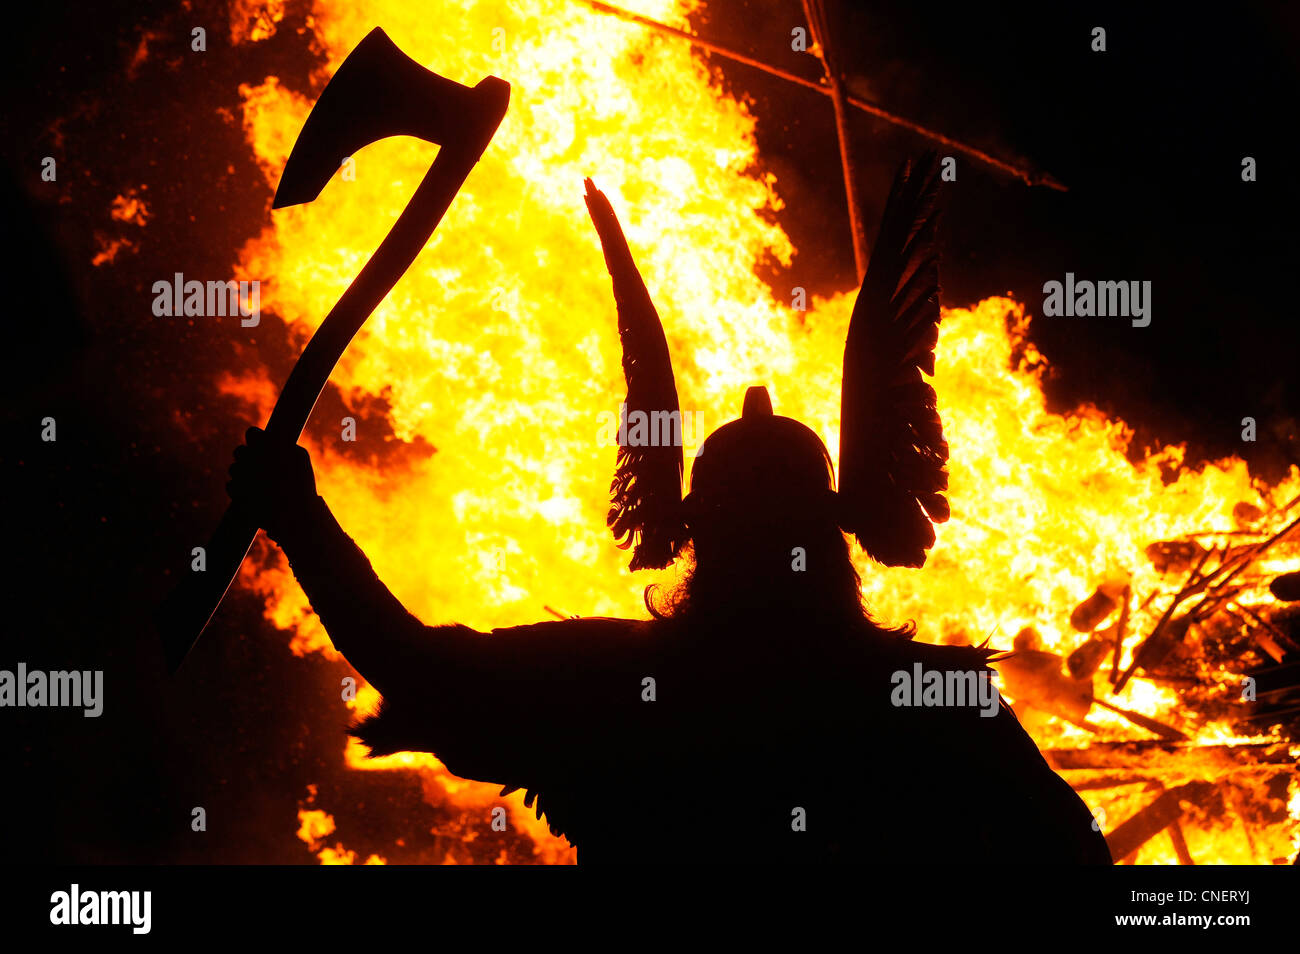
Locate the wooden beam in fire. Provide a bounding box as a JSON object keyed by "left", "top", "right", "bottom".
{"left": 574, "top": 0, "right": 1069, "bottom": 193}
{"left": 1043, "top": 739, "right": 1296, "bottom": 771}
{"left": 1101, "top": 781, "right": 1215, "bottom": 864}
{"left": 1113, "top": 512, "right": 1300, "bottom": 693}
{"left": 799, "top": 0, "right": 868, "bottom": 281}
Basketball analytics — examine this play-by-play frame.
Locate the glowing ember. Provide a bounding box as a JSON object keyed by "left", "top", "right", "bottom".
{"left": 226, "top": 0, "right": 1299, "bottom": 864}
{"left": 297, "top": 807, "right": 387, "bottom": 864}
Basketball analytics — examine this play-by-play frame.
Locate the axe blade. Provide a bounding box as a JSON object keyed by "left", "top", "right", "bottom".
{"left": 160, "top": 28, "right": 509, "bottom": 673}
{"left": 273, "top": 27, "right": 490, "bottom": 209}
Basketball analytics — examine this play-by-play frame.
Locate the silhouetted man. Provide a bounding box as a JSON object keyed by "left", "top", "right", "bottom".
{"left": 227, "top": 157, "right": 1112, "bottom": 864}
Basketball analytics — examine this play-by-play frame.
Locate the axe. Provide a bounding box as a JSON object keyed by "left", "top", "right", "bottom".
{"left": 159, "top": 28, "right": 509, "bottom": 672}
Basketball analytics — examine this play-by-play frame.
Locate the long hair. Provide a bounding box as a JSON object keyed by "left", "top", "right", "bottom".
{"left": 645, "top": 516, "right": 915, "bottom": 642}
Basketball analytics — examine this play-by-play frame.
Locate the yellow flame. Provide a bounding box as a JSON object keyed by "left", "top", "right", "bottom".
{"left": 230, "top": 0, "right": 1299, "bottom": 863}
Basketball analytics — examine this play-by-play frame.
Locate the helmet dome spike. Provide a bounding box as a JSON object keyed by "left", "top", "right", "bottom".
{"left": 742, "top": 386, "right": 773, "bottom": 418}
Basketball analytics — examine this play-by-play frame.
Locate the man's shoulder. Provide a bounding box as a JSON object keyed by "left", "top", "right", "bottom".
{"left": 488, "top": 616, "right": 653, "bottom": 640}
{"left": 862, "top": 631, "right": 999, "bottom": 673}
{"left": 473, "top": 616, "right": 657, "bottom": 664}
{"left": 848, "top": 634, "right": 1012, "bottom": 730}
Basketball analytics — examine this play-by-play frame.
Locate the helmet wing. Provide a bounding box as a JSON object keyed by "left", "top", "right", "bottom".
{"left": 585, "top": 178, "right": 687, "bottom": 570}
{"left": 838, "top": 153, "right": 949, "bottom": 567}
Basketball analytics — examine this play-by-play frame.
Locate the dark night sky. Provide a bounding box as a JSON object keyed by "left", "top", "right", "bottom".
{"left": 2, "top": 0, "right": 1297, "bottom": 863}
{"left": 702, "top": 0, "right": 1300, "bottom": 473}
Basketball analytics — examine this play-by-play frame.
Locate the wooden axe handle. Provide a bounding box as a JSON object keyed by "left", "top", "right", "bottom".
{"left": 159, "top": 77, "right": 509, "bottom": 673}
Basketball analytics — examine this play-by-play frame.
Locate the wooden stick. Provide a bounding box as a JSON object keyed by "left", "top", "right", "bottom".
{"left": 1221, "top": 605, "right": 1285, "bottom": 663}
{"left": 1176, "top": 518, "right": 1300, "bottom": 634}
{"left": 1044, "top": 740, "right": 1294, "bottom": 771}
{"left": 1108, "top": 584, "right": 1131, "bottom": 685}
{"left": 1225, "top": 791, "right": 1259, "bottom": 863}
{"left": 1070, "top": 776, "right": 1160, "bottom": 792}
{"left": 1092, "top": 698, "right": 1187, "bottom": 741}
{"left": 573, "top": 0, "right": 1068, "bottom": 190}
{"left": 1240, "top": 704, "right": 1300, "bottom": 721}
{"left": 1228, "top": 601, "right": 1296, "bottom": 657}
{"left": 1104, "top": 781, "right": 1213, "bottom": 862}
{"left": 1167, "top": 819, "right": 1195, "bottom": 865}
{"left": 1200, "top": 515, "right": 1300, "bottom": 594}
{"left": 801, "top": 0, "right": 868, "bottom": 280}
{"left": 1173, "top": 529, "right": 1269, "bottom": 540}
{"left": 1114, "top": 549, "right": 1211, "bottom": 693}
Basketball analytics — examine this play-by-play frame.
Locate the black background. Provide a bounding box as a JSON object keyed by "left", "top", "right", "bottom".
{"left": 1, "top": 0, "right": 1297, "bottom": 864}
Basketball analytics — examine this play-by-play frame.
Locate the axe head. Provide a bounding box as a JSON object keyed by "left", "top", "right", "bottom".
{"left": 273, "top": 27, "right": 508, "bottom": 209}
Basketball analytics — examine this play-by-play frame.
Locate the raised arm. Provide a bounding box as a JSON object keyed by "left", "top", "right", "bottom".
{"left": 226, "top": 427, "right": 435, "bottom": 698}
{"left": 227, "top": 427, "right": 654, "bottom": 795}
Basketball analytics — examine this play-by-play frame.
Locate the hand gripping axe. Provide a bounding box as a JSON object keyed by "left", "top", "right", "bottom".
{"left": 159, "top": 28, "right": 509, "bottom": 672}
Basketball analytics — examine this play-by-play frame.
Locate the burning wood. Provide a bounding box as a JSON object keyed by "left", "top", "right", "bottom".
{"left": 1103, "top": 781, "right": 1215, "bottom": 864}
{"left": 1069, "top": 573, "right": 1129, "bottom": 633}
{"left": 1045, "top": 739, "right": 1295, "bottom": 770}
{"left": 1146, "top": 540, "right": 1206, "bottom": 576}
{"left": 200, "top": 2, "right": 1300, "bottom": 867}
{"left": 981, "top": 498, "right": 1300, "bottom": 862}
{"left": 1271, "top": 571, "right": 1300, "bottom": 602}
{"left": 996, "top": 635, "right": 1186, "bottom": 741}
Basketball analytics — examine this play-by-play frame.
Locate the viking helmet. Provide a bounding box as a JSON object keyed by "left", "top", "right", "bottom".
{"left": 584, "top": 153, "right": 949, "bottom": 571}
{"left": 685, "top": 385, "right": 836, "bottom": 526}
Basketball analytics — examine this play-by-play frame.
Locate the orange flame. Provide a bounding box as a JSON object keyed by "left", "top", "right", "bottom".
{"left": 228, "top": 0, "right": 1299, "bottom": 864}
